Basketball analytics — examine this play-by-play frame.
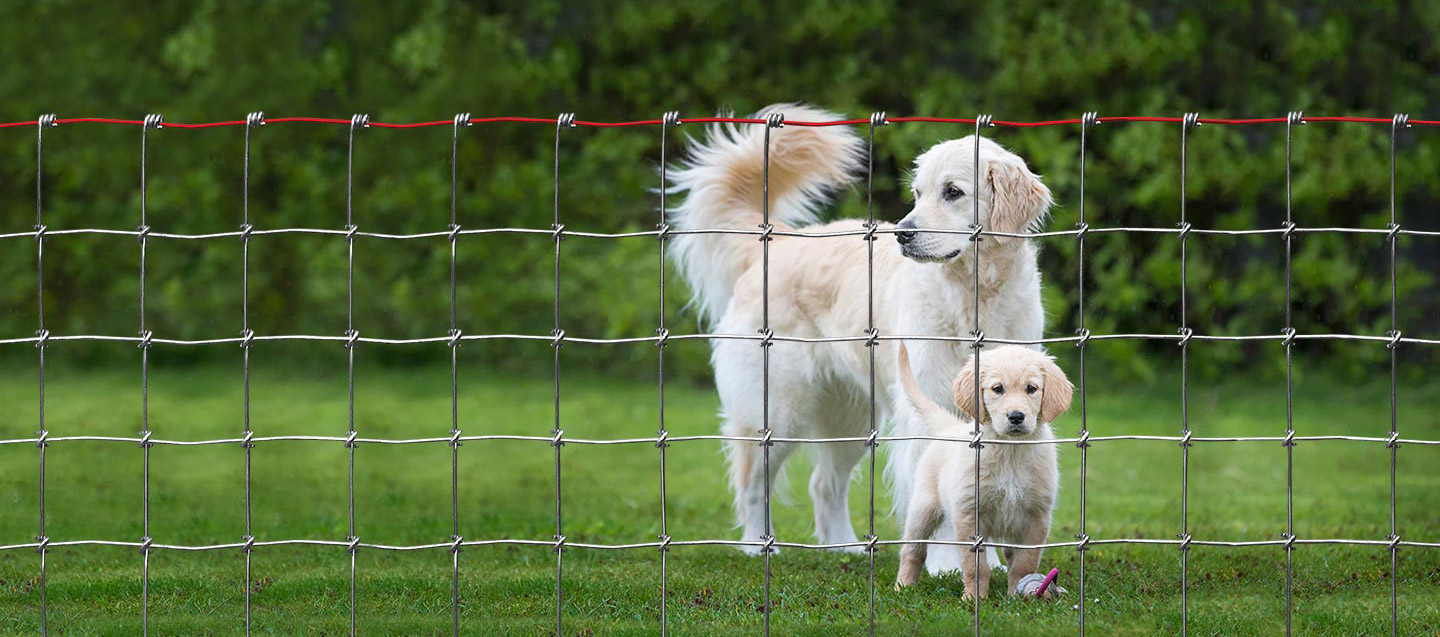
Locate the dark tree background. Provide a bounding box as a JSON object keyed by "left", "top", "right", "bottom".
{"left": 3, "top": 0, "right": 1437, "bottom": 382}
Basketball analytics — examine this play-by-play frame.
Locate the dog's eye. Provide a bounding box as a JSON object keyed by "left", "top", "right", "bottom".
{"left": 991, "top": 384, "right": 1004, "bottom": 395}
{"left": 1026, "top": 384, "right": 1038, "bottom": 395}
{"left": 944, "top": 185, "right": 964, "bottom": 200}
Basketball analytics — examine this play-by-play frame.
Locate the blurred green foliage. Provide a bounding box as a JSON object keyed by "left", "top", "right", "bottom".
{"left": 2, "top": 0, "right": 1438, "bottom": 382}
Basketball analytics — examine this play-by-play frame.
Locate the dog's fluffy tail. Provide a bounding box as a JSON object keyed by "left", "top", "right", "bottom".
{"left": 667, "top": 103, "right": 864, "bottom": 324}
{"left": 896, "top": 344, "right": 959, "bottom": 435}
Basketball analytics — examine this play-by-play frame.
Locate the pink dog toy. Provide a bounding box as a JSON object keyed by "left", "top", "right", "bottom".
{"left": 1014, "top": 568, "right": 1063, "bottom": 598}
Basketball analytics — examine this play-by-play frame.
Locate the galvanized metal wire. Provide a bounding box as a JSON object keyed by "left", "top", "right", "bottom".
{"left": 5, "top": 112, "right": 1435, "bottom": 637}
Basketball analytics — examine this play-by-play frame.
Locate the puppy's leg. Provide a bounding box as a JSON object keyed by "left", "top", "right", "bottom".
{"left": 809, "top": 440, "right": 867, "bottom": 552}
{"left": 895, "top": 494, "right": 943, "bottom": 590}
{"left": 727, "top": 426, "right": 795, "bottom": 556}
{"left": 1007, "top": 514, "right": 1052, "bottom": 596}
{"left": 955, "top": 513, "right": 990, "bottom": 600}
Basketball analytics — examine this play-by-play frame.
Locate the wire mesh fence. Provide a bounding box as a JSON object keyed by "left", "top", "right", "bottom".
{"left": 2, "top": 111, "right": 1439, "bottom": 637}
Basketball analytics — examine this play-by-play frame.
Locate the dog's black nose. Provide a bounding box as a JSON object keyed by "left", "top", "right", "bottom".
{"left": 895, "top": 219, "right": 917, "bottom": 245}
{"left": 1007, "top": 411, "right": 1025, "bottom": 425}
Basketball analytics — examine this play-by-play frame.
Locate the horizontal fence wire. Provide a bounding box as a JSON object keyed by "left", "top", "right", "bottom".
{"left": 4, "top": 112, "right": 1437, "bottom": 637}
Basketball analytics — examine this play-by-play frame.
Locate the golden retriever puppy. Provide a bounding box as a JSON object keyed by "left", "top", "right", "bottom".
{"left": 893, "top": 344, "right": 1072, "bottom": 599}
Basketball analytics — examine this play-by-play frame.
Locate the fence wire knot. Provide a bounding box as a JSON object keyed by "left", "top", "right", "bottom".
{"left": 656, "top": 222, "right": 671, "bottom": 242}
{"left": 654, "top": 327, "right": 669, "bottom": 348}
{"left": 35, "top": 429, "right": 48, "bottom": 449}
{"left": 1074, "top": 328, "right": 1091, "bottom": 348}
{"left": 345, "top": 430, "right": 358, "bottom": 449}
{"left": 241, "top": 430, "right": 254, "bottom": 449}
{"left": 765, "top": 112, "right": 785, "bottom": 128}
{"left": 1388, "top": 534, "right": 1401, "bottom": 552}
{"left": 759, "top": 428, "right": 774, "bottom": 448}
{"left": 347, "top": 536, "right": 360, "bottom": 554}
{"left": 450, "top": 535, "right": 463, "bottom": 554}
{"left": 1386, "top": 329, "right": 1402, "bottom": 350}
{"left": 1281, "top": 327, "right": 1297, "bottom": 348}
{"left": 1177, "top": 327, "right": 1193, "bottom": 347}
{"left": 1076, "top": 430, "right": 1091, "bottom": 449}
{"left": 1176, "top": 221, "right": 1192, "bottom": 242}
{"left": 1282, "top": 429, "right": 1296, "bottom": 448}
{"left": 969, "top": 330, "right": 986, "bottom": 350}
{"left": 658, "top": 534, "right": 672, "bottom": 553}
{"left": 1281, "top": 220, "right": 1296, "bottom": 242}
{"left": 138, "top": 330, "right": 153, "bottom": 350}
{"left": 1387, "top": 431, "right": 1401, "bottom": 449}
{"left": 864, "top": 534, "right": 879, "bottom": 555}
{"left": 760, "top": 534, "right": 776, "bottom": 555}
{"left": 1288, "top": 111, "right": 1305, "bottom": 127}
{"left": 551, "top": 223, "right": 565, "bottom": 242}
{"left": 136, "top": 224, "right": 151, "bottom": 244}
{"left": 449, "top": 429, "right": 462, "bottom": 449}
{"left": 551, "top": 429, "right": 565, "bottom": 448}
{"left": 448, "top": 328, "right": 462, "bottom": 349}
{"left": 662, "top": 111, "right": 682, "bottom": 127}
{"left": 240, "top": 328, "right": 254, "bottom": 349}
{"left": 35, "top": 536, "right": 49, "bottom": 555}
{"left": 1075, "top": 533, "right": 1091, "bottom": 552}
{"left": 1280, "top": 532, "right": 1296, "bottom": 551}
{"left": 448, "top": 223, "right": 461, "bottom": 243}
{"left": 240, "top": 223, "right": 254, "bottom": 242}
{"left": 968, "top": 222, "right": 984, "bottom": 243}
{"left": 969, "top": 429, "right": 985, "bottom": 450}
{"left": 34, "top": 329, "right": 49, "bottom": 349}
{"left": 864, "top": 327, "right": 880, "bottom": 348}
{"left": 1386, "top": 222, "right": 1401, "bottom": 243}
{"left": 453, "top": 113, "right": 471, "bottom": 128}
{"left": 1082, "top": 111, "right": 1100, "bottom": 128}
{"left": 1183, "top": 112, "right": 1201, "bottom": 128}
{"left": 138, "top": 431, "right": 154, "bottom": 448}
{"left": 143, "top": 114, "right": 164, "bottom": 129}
{"left": 865, "top": 430, "right": 879, "bottom": 449}
{"left": 344, "top": 329, "right": 359, "bottom": 349}
{"left": 1074, "top": 221, "right": 1089, "bottom": 240}
{"left": 758, "top": 222, "right": 774, "bottom": 242}
{"left": 350, "top": 114, "right": 369, "bottom": 130}
{"left": 246, "top": 111, "right": 265, "bottom": 128}
{"left": 38, "top": 113, "right": 58, "bottom": 128}
{"left": 976, "top": 114, "right": 994, "bottom": 128}
{"left": 33, "top": 224, "right": 46, "bottom": 242}
{"left": 969, "top": 534, "right": 986, "bottom": 553}
{"left": 553, "top": 534, "right": 567, "bottom": 553}
{"left": 757, "top": 327, "right": 774, "bottom": 348}
{"left": 557, "top": 113, "right": 577, "bottom": 128}
{"left": 870, "top": 111, "right": 888, "bottom": 127}
{"left": 140, "top": 536, "right": 153, "bottom": 555}
{"left": 241, "top": 534, "right": 255, "bottom": 553}
{"left": 344, "top": 224, "right": 357, "bottom": 243}
{"left": 1393, "top": 113, "right": 1411, "bottom": 129}
{"left": 863, "top": 221, "right": 878, "bottom": 243}
{"left": 655, "top": 429, "right": 669, "bottom": 449}
{"left": 1179, "top": 430, "right": 1193, "bottom": 448}
{"left": 550, "top": 328, "right": 565, "bottom": 348}
{"left": 1177, "top": 533, "right": 1192, "bottom": 552}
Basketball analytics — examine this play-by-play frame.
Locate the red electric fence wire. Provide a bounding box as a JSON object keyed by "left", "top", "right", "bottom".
{"left": 3, "top": 114, "right": 1439, "bottom": 129}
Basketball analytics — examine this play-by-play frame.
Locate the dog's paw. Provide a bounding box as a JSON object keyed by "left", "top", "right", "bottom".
{"left": 738, "top": 543, "right": 779, "bottom": 557}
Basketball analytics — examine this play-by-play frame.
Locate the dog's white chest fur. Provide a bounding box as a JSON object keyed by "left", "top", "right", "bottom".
{"left": 936, "top": 431, "right": 1058, "bottom": 542}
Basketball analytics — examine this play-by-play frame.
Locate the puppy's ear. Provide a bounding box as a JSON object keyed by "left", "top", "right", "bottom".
{"left": 987, "top": 161, "right": 1053, "bottom": 238}
{"left": 952, "top": 361, "right": 986, "bottom": 423}
{"left": 1038, "top": 356, "right": 1074, "bottom": 424}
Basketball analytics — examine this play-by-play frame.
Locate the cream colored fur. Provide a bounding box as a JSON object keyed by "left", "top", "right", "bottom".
{"left": 892, "top": 344, "right": 1071, "bottom": 599}
{"left": 668, "top": 104, "right": 1054, "bottom": 571}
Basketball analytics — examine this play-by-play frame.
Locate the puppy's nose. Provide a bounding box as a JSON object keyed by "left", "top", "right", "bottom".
{"left": 895, "top": 219, "right": 917, "bottom": 245}
{"left": 1007, "top": 411, "right": 1025, "bottom": 425}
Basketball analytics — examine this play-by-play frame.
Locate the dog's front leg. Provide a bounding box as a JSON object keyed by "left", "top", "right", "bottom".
{"left": 954, "top": 512, "right": 989, "bottom": 600}
{"left": 1007, "top": 515, "right": 1051, "bottom": 596}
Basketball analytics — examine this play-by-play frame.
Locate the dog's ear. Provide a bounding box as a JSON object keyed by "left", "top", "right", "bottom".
{"left": 1038, "top": 356, "right": 1074, "bottom": 424}
{"left": 952, "top": 360, "right": 985, "bottom": 423}
{"left": 987, "top": 160, "right": 1053, "bottom": 238}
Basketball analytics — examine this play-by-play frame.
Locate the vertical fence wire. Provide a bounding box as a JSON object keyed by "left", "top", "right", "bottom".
{"left": 34, "top": 113, "right": 55, "bottom": 637}
{"left": 552, "top": 112, "right": 575, "bottom": 637}
{"left": 449, "top": 112, "right": 470, "bottom": 637}
{"left": 865, "top": 111, "right": 885, "bottom": 637}
{"left": 971, "top": 114, "right": 992, "bottom": 637}
{"left": 1178, "top": 112, "right": 1198, "bottom": 637}
{"left": 1282, "top": 110, "right": 1301, "bottom": 637}
{"left": 139, "top": 113, "right": 161, "bottom": 637}
{"left": 1076, "top": 111, "right": 1097, "bottom": 637}
{"left": 1387, "top": 112, "right": 1408, "bottom": 637}
{"left": 344, "top": 112, "right": 367, "bottom": 637}
{"left": 760, "top": 111, "right": 782, "bottom": 637}
{"left": 241, "top": 110, "right": 264, "bottom": 637}
{"left": 656, "top": 110, "right": 680, "bottom": 636}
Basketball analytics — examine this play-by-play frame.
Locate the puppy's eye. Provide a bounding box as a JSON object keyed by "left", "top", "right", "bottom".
{"left": 991, "top": 385, "right": 1004, "bottom": 395}
{"left": 944, "top": 185, "right": 964, "bottom": 201}
{"left": 1026, "top": 384, "right": 1038, "bottom": 395}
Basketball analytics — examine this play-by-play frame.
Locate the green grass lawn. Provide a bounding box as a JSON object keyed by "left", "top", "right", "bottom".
{"left": 1, "top": 354, "right": 1439, "bottom": 636}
